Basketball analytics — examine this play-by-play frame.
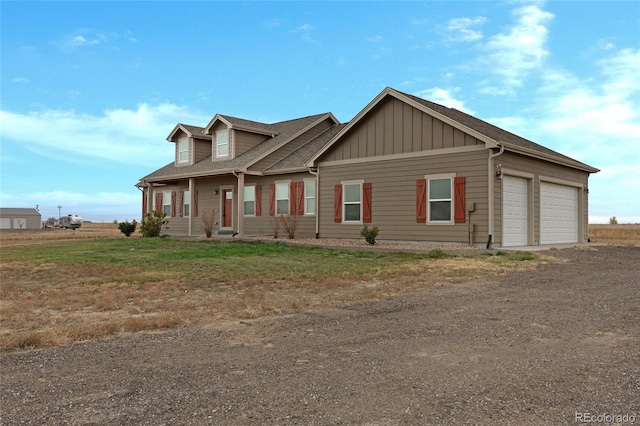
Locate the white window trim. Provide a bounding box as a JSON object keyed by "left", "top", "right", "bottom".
{"left": 243, "top": 184, "right": 256, "bottom": 217}
{"left": 177, "top": 138, "right": 189, "bottom": 163}
{"left": 304, "top": 178, "right": 316, "bottom": 216}
{"left": 426, "top": 173, "right": 455, "bottom": 225}
{"left": 342, "top": 179, "right": 364, "bottom": 224}
{"left": 162, "top": 191, "right": 172, "bottom": 217}
{"left": 183, "top": 189, "right": 191, "bottom": 217}
{"left": 275, "top": 180, "right": 291, "bottom": 216}
{"left": 215, "top": 129, "right": 230, "bottom": 158}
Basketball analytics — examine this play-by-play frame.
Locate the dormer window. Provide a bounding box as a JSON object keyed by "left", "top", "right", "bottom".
{"left": 178, "top": 138, "right": 189, "bottom": 163}
{"left": 216, "top": 129, "right": 230, "bottom": 158}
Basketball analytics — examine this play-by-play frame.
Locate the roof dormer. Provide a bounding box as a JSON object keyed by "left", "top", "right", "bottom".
{"left": 205, "top": 114, "right": 275, "bottom": 161}
{"left": 167, "top": 123, "right": 211, "bottom": 166}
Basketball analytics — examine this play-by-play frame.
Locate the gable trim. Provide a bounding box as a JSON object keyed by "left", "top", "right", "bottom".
{"left": 306, "top": 87, "right": 499, "bottom": 166}
{"left": 317, "top": 144, "right": 486, "bottom": 168}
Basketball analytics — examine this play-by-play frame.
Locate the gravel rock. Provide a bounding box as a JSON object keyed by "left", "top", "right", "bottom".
{"left": 1, "top": 246, "right": 638, "bottom": 425}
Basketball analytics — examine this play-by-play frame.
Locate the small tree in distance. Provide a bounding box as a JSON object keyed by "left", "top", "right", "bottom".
{"left": 609, "top": 216, "right": 618, "bottom": 225}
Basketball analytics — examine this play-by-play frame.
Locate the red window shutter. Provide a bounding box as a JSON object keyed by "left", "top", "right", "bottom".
{"left": 334, "top": 184, "right": 342, "bottom": 223}
{"left": 454, "top": 176, "right": 466, "bottom": 223}
{"left": 363, "top": 182, "right": 372, "bottom": 223}
{"left": 142, "top": 192, "right": 148, "bottom": 217}
{"left": 255, "top": 184, "right": 262, "bottom": 216}
{"left": 178, "top": 191, "right": 184, "bottom": 217}
{"left": 416, "top": 179, "right": 427, "bottom": 223}
{"left": 269, "top": 184, "right": 276, "bottom": 216}
{"left": 290, "top": 181, "right": 297, "bottom": 215}
{"left": 193, "top": 190, "right": 199, "bottom": 217}
{"left": 297, "top": 181, "right": 304, "bottom": 215}
{"left": 155, "top": 193, "right": 163, "bottom": 213}
{"left": 171, "top": 191, "right": 177, "bottom": 217}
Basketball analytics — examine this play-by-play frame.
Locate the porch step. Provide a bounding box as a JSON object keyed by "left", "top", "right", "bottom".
{"left": 216, "top": 230, "right": 237, "bottom": 236}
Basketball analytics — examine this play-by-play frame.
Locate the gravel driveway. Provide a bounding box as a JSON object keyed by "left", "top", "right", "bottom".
{"left": 1, "top": 245, "right": 639, "bottom": 425}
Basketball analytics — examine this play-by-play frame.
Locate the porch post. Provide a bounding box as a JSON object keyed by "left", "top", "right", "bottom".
{"left": 236, "top": 172, "right": 244, "bottom": 237}
{"left": 146, "top": 183, "right": 154, "bottom": 221}
{"left": 188, "top": 178, "right": 194, "bottom": 236}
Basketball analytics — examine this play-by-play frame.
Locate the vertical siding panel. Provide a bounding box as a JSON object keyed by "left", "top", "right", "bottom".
{"left": 367, "top": 118, "right": 376, "bottom": 157}
{"left": 359, "top": 127, "right": 368, "bottom": 158}
{"left": 412, "top": 108, "right": 422, "bottom": 152}
{"left": 403, "top": 102, "right": 413, "bottom": 153}
{"left": 384, "top": 101, "right": 394, "bottom": 155}
{"left": 375, "top": 112, "right": 384, "bottom": 156}
{"left": 442, "top": 123, "right": 454, "bottom": 148}
{"left": 453, "top": 128, "right": 465, "bottom": 147}
{"left": 432, "top": 119, "right": 443, "bottom": 149}
{"left": 422, "top": 114, "right": 433, "bottom": 150}
{"left": 393, "top": 99, "right": 403, "bottom": 154}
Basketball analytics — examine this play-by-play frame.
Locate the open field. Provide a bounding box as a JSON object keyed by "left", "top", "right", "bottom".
{"left": 589, "top": 224, "right": 640, "bottom": 245}
{"left": 0, "top": 232, "right": 540, "bottom": 352}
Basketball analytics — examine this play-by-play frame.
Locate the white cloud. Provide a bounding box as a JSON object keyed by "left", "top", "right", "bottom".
{"left": 481, "top": 3, "right": 554, "bottom": 93}
{"left": 13, "top": 77, "right": 29, "bottom": 83}
{"left": 486, "top": 46, "right": 640, "bottom": 222}
{"left": 0, "top": 104, "right": 209, "bottom": 167}
{"left": 414, "top": 87, "right": 475, "bottom": 115}
{"left": 446, "top": 16, "right": 487, "bottom": 42}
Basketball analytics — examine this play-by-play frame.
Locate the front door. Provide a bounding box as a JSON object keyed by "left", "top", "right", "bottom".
{"left": 222, "top": 189, "right": 233, "bottom": 228}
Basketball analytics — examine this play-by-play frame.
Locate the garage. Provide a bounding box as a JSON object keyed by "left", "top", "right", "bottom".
{"left": 502, "top": 175, "right": 529, "bottom": 247}
{"left": 540, "top": 182, "right": 579, "bottom": 244}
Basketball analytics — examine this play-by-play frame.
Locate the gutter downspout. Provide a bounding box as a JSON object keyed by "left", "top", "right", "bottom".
{"left": 309, "top": 166, "right": 319, "bottom": 239}
{"left": 487, "top": 143, "right": 505, "bottom": 249}
{"left": 233, "top": 170, "right": 244, "bottom": 237}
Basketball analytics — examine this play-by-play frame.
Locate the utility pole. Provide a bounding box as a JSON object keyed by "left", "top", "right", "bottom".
{"left": 57, "top": 205, "right": 62, "bottom": 221}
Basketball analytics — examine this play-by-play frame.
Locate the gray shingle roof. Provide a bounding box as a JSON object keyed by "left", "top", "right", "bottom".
{"left": 0, "top": 208, "right": 41, "bottom": 216}
{"left": 140, "top": 113, "right": 331, "bottom": 182}
{"left": 267, "top": 123, "right": 347, "bottom": 171}
{"left": 397, "top": 89, "right": 597, "bottom": 170}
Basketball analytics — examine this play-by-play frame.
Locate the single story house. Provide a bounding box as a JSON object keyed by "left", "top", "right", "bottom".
{"left": 0, "top": 207, "right": 42, "bottom": 230}
{"left": 138, "top": 87, "right": 599, "bottom": 247}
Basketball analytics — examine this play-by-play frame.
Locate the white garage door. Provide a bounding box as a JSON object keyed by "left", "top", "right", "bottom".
{"left": 0, "top": 218, "right": 10, "bottom": 229}
{"left": 540, "top": 182, "right": 578, "bottom": 244}
{"left": 502, "top": 176, "right": 528, "bottom": 247}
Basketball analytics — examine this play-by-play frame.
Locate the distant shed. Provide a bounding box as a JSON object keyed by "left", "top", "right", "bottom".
{"left": 0, "top": 208, "right": 42, "bottom": 230}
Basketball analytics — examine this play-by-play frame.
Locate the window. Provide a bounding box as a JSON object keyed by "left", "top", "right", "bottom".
{"left": 276, "top": 182, "right": 289, "bottom": 215}
{"left": 244, "top": 185, "right": 255, "bottom": 216}
{"left": 216, "top": 129, "right": 229, "bottom": 157}
{"left": 343, "top": 182, "right": 362, "bottom": 222}
{"left": 178, "top": 138, "right": 189, "bottom": 163}
{"left": 183, "top": 190, "right": 190, "bottom": 216}
{"left": 428, "top": 177, "right": 453, "bottom": 222}
{"left": 304, "top": 180, "right": 315, "bottom": 215}
{"left": 163, "top": 191, "right": 171, "bottom": 217}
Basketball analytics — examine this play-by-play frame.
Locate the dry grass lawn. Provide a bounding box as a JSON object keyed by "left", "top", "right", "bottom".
{"left": 589, "top": 224, "right": 640, "bottom": 246}
{"left": 0, "top": 224, "right": 550, "bottom": 352}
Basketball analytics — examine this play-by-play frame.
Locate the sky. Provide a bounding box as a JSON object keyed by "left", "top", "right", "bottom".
{"left": 1, "top": 1, "right": 639, "bottom": 224}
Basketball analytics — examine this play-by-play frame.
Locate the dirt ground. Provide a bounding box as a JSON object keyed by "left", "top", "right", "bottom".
{"left": 1, "top": 245, "right": 638, "bottom": 425}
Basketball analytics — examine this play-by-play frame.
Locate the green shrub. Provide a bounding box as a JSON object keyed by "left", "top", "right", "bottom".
{"left": 426, "top": 249, "right": 450, "bottom": 259}
{"left": 140, "top": 212, "right": 169, "bottom": 238}
{"left": 117, "top": 220, "right": 137, "bottom": 237}
{"left": 360, "top": 224, "right": 380, "bottom": 245}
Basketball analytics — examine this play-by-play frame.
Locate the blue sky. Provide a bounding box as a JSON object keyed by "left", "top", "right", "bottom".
{"left": 1, "top": 1, "right": 639, "bottom": 223}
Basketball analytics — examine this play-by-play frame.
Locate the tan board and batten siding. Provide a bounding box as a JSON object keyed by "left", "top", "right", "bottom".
{"left": 317, "top": 97, "right": 488, "bottom": 244}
